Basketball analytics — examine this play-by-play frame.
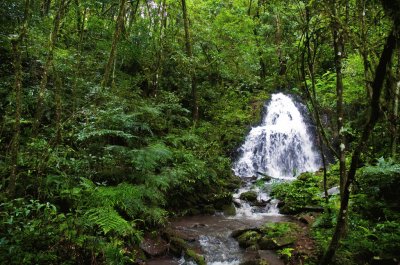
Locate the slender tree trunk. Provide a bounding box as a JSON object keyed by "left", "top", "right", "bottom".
{"left": 181, "top": 0, "right": 198, "bottom": 122}
{"left": 301, "top": 2, "right": 331, "bottom": 202}
{"left": 128, "top": 0, "right": 140, "bottom": 32}
{"left": 392, "top": 49, "right": 400, "bottom": 158}
{"left": 359, "top": 0, "right": 373, "bottom": 99}
{"left": 53, "top": 65, "right": 62, "bottom": 145}
{"left": 102, "top": 0, "right": 127, "bottom": 88}
{"left": 33, "top": 0, "right": 67, "bottom": 135}
{"left": 152, "top": 0, "right": 167, "bottom": 97}
{"left": 321, "top": 28, "right": 397, "bottom": 265}
{"left": 331, "top": 0, "right": 347, "bottom": 200}
{"left": 72, "top": 0, "right": 86, "bottom": 114}
{"left": 7, "top": 0, "right": 30, "bottom": 197}
{"left": 251, "top": 0, "right": 266, "bottom": 79}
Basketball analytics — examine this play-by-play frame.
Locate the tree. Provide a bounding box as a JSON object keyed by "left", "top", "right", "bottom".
{"left": 321, "top": 26, "right": 397, "bottom": 265}
{"left": 7, "top": 0, "right": 31, "bottom": 197}
{"left": 32, "top": 0, "right": 69, "bottom": 135}
{"left": 101, "top": 0, "right": 127, "bottom": 88}
{"left": 181, "top": 0, "right": 198, "bottom": 122}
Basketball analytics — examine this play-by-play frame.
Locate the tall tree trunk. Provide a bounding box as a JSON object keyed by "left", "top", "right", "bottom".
{"left": 128, "top": 0, "right": 140, "bottom": 32}
{"left": 321, "top": 28, "right": 397, "bottom": 265}
{"left": 250, "top": 0, "right": 266, "bottom": 79}
{"left": 392, "top": 49, "right": 400, "bottom": 158}
{"left": 7, "top": 0, "right": 30, "bottom": 197}
{"left": 331, "top": 0, "right": 347, "bottom": 200}
{"left": 359, "top": 0, "right": 373, "bottom": 99}
{"left": 181, "top": 0, "right": 198, "bottom": 122}
{"left": 152, "top": 0, "right": 167, "bottom": 97}
{"left": 72, "top": 0, "right": 86, "bottom": 114}
{"left": 53, "top": 65, "right": 62, "bottom": 145}
{"left": 102, "top": 0, "right": 127, "bottom": 88}
{"left": 301, "top": 2, "right": 334, "bottom": 202}
{"left": 33, "top": 0, "right": 67, "bottom": 135}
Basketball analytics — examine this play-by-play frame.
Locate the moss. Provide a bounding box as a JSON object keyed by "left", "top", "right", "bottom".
{"left": 240, "top": 191, "right": 258, "bottom": 202}
{"left": 222, "top": 203, "right": 237, "bottom": 216}
{"left": 237, "top": 230, "right": 262, "bottom": 248}
{"left": 185, "top": 249, "right": 206, "bottom": 265}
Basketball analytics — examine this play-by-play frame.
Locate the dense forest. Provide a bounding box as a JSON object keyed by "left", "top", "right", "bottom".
{"left": 0, "top": 0, "right": 399, "bottom": 264}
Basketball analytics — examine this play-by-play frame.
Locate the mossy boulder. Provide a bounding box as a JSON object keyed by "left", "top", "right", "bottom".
{"left": 185, "top": 249, "right": 206, "bottom": 265}
{"left": 240, "top": 191, "right": 258, "bottom": 202}
{"left": 234, "top": 222, "right": 300, "bottom": 252}
{"left": 222, "top": 203, "right": 237, "bottom": 216}
{"left": 258, "top": 236, "right": 296, "bottom": 250}
{"left": 237, "top": 230, "right": 262, "bottom": 248}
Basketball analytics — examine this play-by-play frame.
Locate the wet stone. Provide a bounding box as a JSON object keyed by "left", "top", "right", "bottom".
{"left": 240, "top": 191, "right": 258, "bottom": 202}
{"left": 140, "top": 236, "right": 168, "bottom": 257}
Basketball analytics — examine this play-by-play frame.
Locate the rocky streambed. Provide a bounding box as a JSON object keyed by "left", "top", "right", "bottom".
{"left": 142, "top": 176, "right": 318, "bottom": 265}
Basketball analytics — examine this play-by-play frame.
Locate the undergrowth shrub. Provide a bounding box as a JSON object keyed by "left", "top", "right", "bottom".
{"left": 271, "top": 172, "right": 322, "bottom": 214}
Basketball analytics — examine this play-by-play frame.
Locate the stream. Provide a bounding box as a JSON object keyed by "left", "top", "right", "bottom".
{"left": 147, "top": 93, "right": 321, "bottom": 265}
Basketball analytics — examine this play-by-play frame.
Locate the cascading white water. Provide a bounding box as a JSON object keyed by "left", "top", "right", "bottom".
{"left": 233, "top": 93, "right": 321, "bottom": 180}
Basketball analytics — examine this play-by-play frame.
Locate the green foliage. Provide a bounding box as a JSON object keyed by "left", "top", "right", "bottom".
{"left": 0, "top": 199, "right": 75, "bottom": 265}
{"left": 271, "top": 173, "right": 323, "bottom": 214}
{"left": 277, "top": 247, "right": 294, "bottom": 259}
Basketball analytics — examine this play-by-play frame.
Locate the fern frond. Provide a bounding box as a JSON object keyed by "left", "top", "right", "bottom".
{"left": 84, "top": 207, "right": 134, "bottom": 236}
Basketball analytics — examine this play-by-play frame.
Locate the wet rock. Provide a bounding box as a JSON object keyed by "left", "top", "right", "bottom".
{"left": 240, "top": 249, "right": 261, "bottom": 265}
{"left": 191, "top": 223, "right": 208, "bottom": 228}
{"left": 277, "top": 200, "right": 285, "bottom": 208}
{"left": 258, "top": 250, "right": 285, "bottom": 265}
{"left": 231, "top": 227, "right": 260, "bottom": 238}
{"left": 140, "top": 236, "right": 168, "bottom": 257}
{"left": 327, "top": 186, "right": 340, "bottom": 196}
{"left": 259, "top": 236, "right": 296, "bottom": 250}
{"left": 225, "top": 175, "right": 244, "bottom": 190}
{"left": 233, "top": 199, "right": 242, "bottom": 207}
{"left": 164, "top": 228, "right": 196, "bottom": 242}
{"left": 222, "top": 203, "right": 237, "bottom": 216}
{"left": 240, "top": 191, "right": 258, "bottom": 202}
{"left": 256, "top": 171, "right": 272, "bottom": 182}
{"left": 203, "top": 205, "right": 216, "bottom": 215}
{"left": 250, "top": 199, "right": 269, "bottom": 207}
{"left": 243, "top": 176, "right": 258, "bottom": 183}
{"left": 185, "top": 249, "right": 206, "bottom": 265}
{"left": 187, "top": 208, "right": 202, "bottom": 215}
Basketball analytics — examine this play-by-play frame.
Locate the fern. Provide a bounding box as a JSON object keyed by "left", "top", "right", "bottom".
{"left": 84, "top": 207, "right": 135, "bottom": 236}
{"left": 130, "top": 143, "right": 171, "bottom": 172}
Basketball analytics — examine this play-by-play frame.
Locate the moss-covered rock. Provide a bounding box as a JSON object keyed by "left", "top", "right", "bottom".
{"left": 237, "top": 230, "right": 262, "bottom": 248}
{"left": 258, "top": 236, "right": 296, "bottom": 250}
{"left": 222, "top": 203, "right": 237, "bottom": 216}
{"left": 240, "top": 191, "right": 258, "bottom": 202}
{"left": 185, "top": 249, "right": 206, "bottom": 265}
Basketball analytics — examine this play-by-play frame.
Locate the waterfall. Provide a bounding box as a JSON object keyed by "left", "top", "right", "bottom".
{"left": 233, "top": 93, "right": 321, "bottom": 179}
